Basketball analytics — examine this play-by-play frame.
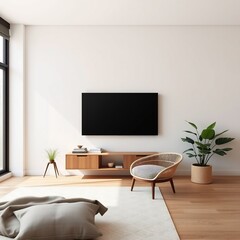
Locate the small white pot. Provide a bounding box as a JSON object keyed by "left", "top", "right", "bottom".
{"left": 191, "top": 164, "right": 212, "bottom": 184}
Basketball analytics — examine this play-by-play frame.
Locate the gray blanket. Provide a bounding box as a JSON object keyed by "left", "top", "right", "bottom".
{"left": 0, "top": 196, "right": 108, "bottom": 239}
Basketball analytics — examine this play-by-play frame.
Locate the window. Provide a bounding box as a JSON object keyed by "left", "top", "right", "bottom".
{"left": 0, "top": 17, "right": 10, "bottom": 174}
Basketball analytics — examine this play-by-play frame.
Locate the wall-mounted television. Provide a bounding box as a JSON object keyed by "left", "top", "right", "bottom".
{"left": 82, "top": 92, "right": 158, "bottom": 135}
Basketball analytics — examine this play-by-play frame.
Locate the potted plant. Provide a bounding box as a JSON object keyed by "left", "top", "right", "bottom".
{"left": 181, "top": 121, "right": 234, "bottom": 184}
{"left": 46, "top": 149, "right": 58, "bottom": 163}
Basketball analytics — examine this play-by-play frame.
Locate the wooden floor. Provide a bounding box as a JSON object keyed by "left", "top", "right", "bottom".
{"left": 0, "top": 175, "right": 240, "bottom": 240}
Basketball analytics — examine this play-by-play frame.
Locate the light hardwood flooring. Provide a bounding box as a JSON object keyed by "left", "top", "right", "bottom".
{"left": 0, "top": 175, "right": 240, "bottom": 240}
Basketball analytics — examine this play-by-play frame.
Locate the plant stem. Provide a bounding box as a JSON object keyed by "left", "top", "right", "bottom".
{"left": 205, "top": 153, "right": 214, "bottom": 165}
{"left": 196, "top": 129, "right": 201, "bottom": 141}
{"left": 192, "top": 144, "right": 200, "bottom": 164}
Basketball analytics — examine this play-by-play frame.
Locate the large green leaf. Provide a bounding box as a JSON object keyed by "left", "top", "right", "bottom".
{"left": 220, "top": 148, "right": 232, "bottom": 151}
{"left": 186, "top": 153, "right": 197, "bottom": 158}
{"left": 215, "top": 137, "right": 234, "bottom": 145}
{"left": 195, "top": 141, "right": 210, "bottom": 148}
{"left": 183, "top": 148, "right": 194, "bottom": 153}
{"left": 201, "top": 129, "right": 215, "bottom": 140}
{"left": 214, "top": 130, "right": 228, "bottom": 138}
{"left": 181, "top": 137, "right": 194, "bottom": 144}
{"left": 186, "top": 121, "right": 197, "bottom": 130}
{"left": 213, "top": 149, "right": 227, "bottom": 156}
{"left": 207, "top": 122, "right": 216, "bottom": 129}
{"left": 184, "top": 130, "right": 197, "bottom": 136}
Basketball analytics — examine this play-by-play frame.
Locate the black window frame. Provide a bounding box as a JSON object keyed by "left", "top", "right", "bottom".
{"left": 0, "top": 20, "right": 9, "bottom": 175}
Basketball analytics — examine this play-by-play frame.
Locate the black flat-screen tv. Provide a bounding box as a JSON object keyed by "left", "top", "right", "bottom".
{"left": 82, "top": 92, "right": 158, "bottom": 135}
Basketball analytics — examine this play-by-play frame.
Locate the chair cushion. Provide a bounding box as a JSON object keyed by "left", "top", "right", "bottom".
{"left": 132, "top": 164, "right": 165, "bottom": 179}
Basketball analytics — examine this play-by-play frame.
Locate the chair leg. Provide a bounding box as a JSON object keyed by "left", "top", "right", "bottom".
{"left": 170, "top": 178, "right": 176, "bottom": 193}
{"left": 151, "top": 182, "right": 155, "bottom": 199}
{"left": 131, "top": 178, "right": 136, "bottom": 191}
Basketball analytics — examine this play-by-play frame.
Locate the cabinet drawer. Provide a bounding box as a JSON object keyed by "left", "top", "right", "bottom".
{"left": 66, "top": 155, "right": 99, "bottom": 169}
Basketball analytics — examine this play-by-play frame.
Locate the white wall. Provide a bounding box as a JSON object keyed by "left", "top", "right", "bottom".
{"left": 11, "top": 25, "right": 240, "bottom": 176}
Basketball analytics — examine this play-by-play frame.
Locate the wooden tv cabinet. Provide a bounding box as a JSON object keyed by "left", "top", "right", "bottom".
{"left": 65, "top": 152, "right": 157, "bottom": 171}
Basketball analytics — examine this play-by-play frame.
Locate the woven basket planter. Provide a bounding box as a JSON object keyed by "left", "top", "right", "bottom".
{"left": 191, "top": 164, "right": 212, "bottom": 184}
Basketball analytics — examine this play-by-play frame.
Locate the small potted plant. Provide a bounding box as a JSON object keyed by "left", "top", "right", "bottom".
{"left": 46, "top": 149, "right": 58, "bottom": 163}
{"left": 181, "top": 121, "right": 234, "bottom": 184}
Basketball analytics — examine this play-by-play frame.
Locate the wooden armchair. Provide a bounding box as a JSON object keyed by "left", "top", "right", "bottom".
{"left": 130, "top": 152, "right": 183, "bottom": 199}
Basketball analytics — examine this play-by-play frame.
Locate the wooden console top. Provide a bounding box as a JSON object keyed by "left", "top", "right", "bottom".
{"left": 67, "top": 151, "right": 157, "bottom": 156}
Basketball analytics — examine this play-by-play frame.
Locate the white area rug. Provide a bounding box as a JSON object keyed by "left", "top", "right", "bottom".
{"left": 1, "top": 186, "right": 180, "bottom": 240}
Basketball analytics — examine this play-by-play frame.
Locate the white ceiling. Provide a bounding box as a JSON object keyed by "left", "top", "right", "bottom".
{"left": 0, "top": 0, "right": 240, "bottom": 26}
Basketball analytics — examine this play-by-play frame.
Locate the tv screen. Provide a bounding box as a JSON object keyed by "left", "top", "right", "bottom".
{"left": 82, "top": 93, "right": 158, "bottom": 135}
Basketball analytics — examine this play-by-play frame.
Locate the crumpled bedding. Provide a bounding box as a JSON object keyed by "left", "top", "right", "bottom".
{"left": 0, "top": 196, "right": 108, "bottom": 239}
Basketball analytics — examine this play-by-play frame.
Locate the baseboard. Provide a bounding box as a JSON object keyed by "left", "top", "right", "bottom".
{"left": 175, "top": 170, "right": 191, "bottom": 176}
{"left": 23, "top": 170, "right": 240, "bottom": 177}
{"left": 0, "top": 172, "right": 12, "bottom": 182}
{"left": 212, "top": 170, "right": 240, "bottom": 176}
{"left": 176, "top": 170, "right": 240, "bottom": 176}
